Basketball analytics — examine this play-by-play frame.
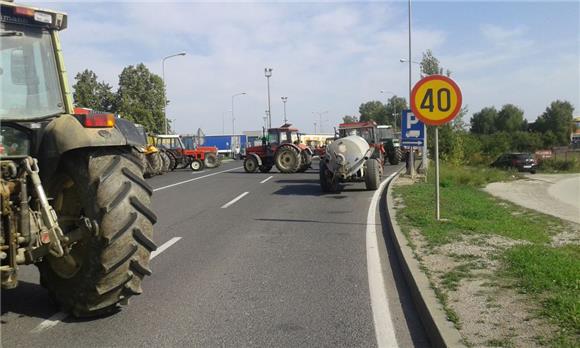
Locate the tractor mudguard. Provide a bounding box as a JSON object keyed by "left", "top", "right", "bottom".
{"left": 38, "top": 114, "right": 143, "bottom": 179}
{"left": 278, "top": 143, "right": 302, "bottom": 153}
{"left": 248, "top": 153, "right": 262, "bottom": 166}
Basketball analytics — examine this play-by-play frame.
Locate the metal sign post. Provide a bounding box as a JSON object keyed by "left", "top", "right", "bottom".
{"left": 410, "top": 75, "right": 462, "bottom": 221}
{"left": 435, "top": 127, "right": 440, "bottom": 220}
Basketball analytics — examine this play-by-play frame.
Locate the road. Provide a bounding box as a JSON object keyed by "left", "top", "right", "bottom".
{"left": 485, "top": 173, "right": 580, "bottom": 224}
{"left": 1, "top": 160, "right": 428, "bottom": 347}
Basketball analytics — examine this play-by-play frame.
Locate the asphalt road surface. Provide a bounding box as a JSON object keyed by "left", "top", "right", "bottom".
{"left": 1, "top": 160, "right": 428, "bottom": 347}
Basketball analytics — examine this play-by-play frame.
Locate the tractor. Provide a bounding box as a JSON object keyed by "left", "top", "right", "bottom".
{"left": 377, "top": 125, "right": 402, "bottom": 165}
{"left": 153, "top": 134, "right": 220, "bottom": 171}
{"left": 243, "top": 124, "right": 313, "bottom": 174}
{"left": 0, "top": 1, "right": 156, "bottom": 317}
{"left": 338, "top": 121, "right": 386, "bottom": 163}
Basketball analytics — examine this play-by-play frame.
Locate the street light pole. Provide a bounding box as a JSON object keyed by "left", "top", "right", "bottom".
{"left": 162, "top": 52, "right": 186, "bottom": 134}
{"left": 281, "top": 96, "right": 288, "bottom": 123}
{"left": 231, "top": 92, "right": 246, "bottom": 135}
{"left": 406, "top": 0, "right": 415, "bottom": 177}
{"left": 264, "top": 68, "right": 273, "bottom": 128}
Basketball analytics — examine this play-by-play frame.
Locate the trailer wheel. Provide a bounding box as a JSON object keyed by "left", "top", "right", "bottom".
{"left": 365, "top": 159, "right": 380, "bottom": 190}
{"left": 244, "top": 156, "right": 258, "bottom": 173}
{"left": 190, "top": 159, "right": 204, "bottom": 171}
{"left": 319, "top": 161, "right": 339, "bottom": 193}
{"left": 389, "top": 147, "right": 402, "bottom": 165}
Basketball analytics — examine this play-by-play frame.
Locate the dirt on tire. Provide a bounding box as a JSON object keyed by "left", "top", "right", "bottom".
{"left": 40, "top": 148, "right": 157, "bottom": 317}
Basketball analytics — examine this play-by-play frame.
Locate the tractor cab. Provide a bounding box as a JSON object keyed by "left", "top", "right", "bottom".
{"left": 338, "top": 121, "right": 384, "bottom": 162}
{"left": 266, "top": 124, "right": 301, "bottom": 146}
{"left": 154, "top": 134, "right": 186, "bottom": 150}
{"left": 338, "top": 121, "right": 379, "bottom": 144}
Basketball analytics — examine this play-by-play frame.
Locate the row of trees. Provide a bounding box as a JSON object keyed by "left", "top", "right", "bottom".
{"left": 73, "top": 64, "right": 167, "bottom": 133}
{"left": 345, "top": 50, "right": 576, "bottom": 165}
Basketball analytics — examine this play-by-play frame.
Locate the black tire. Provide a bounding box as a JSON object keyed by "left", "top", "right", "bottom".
{"left": 165, "top": 151, "right": 177, "bottom": 171}
{"left": 136, "top": 152, "right": 151, "bottom": 178}
{"left": 159, "top": 151, "right": 171, "bottom": 173}
{"left": 40, "top": 148, "right": 157, "bottom": 317}
{"left": 275, "top": 146, "right": 301, "bottom": 173}
{"left": 365, "top": 159, "right": 380, "bottom": 190}
{"left": 389, "top": 148, "right": 402, "bottom": 165}
{"left": 204, "top": 153, "right": 219, "bottom": 169}
{"left": 244, "top": 156, "right": 259, "bottom": 173}
{"left": 259, "top": 165, "right": 272, "bottom": 173}
{"left": 190, "top": 159, "right": 204, "bottom": 171}
{"left": 297, "top": 151, "right": 313, "bottom": 172}
{"left": 146, "top": 152, "right": 162, "bottom": 176}
{"left": 319, "top": 161, "right": 339, "bottom": 193}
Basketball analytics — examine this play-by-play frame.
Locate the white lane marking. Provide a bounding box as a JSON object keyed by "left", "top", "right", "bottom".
{"left": 151, "top": 237, "right": 182, "bottom": 259}
{"left": 260, "top": 175, "right": 274, "bottom": 184}
{"left": 221, "top": 192, "right": 249, "bottom": 209}
{"left": 30, "top": 311, "right": 68, "bottom": 334}
{"left": 31, "top": 237, "right": 183, "bottom": 333}
{"left": 153, "top": 166, "right": 242, "bottom": 192}
{"left": 367, "top": 172, "right": 399, "bottom": 348}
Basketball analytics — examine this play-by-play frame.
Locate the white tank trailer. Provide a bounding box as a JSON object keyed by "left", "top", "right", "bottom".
{"left": 319, "top": 135, "right": 382, "bottom": 192}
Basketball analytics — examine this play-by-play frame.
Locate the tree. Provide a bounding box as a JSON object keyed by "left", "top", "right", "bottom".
{"left": 420, "top": 49, "right": 450, "bottom": 76}
{"left": 359, "top": 101, "right": 387, "bottom": 123}
{"left": 73, "top": 70, "right": 116, "bottom": 112}
{"left": 116, "top": 64, "right": 166, "bottom": 133}
{"left": 470, "top": 107, "right": 498, "bottom": 134}
{"left": 495, "top": 104, "right": 526, "bottom": 133}
{"left": 342, "top": 115, "right": 358, "bottom": 123}
{"left": 384, "top": 96, "right": 407, "bottom": 126}
{"left": 533, "top": 100, "right": 575, "bottom": 146}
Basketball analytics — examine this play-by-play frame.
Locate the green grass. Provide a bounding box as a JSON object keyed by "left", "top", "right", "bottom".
{"left": 395, "top": 162, "right": 578, "bottom": 345}
{"left": 539, "top": 158, "right": 580, "bottom": 173}
{"left": 395, "top": 172, "right": 555, "bottom": 246}
{"left": 504, "top": 245, "right": 580, "bottom": 340}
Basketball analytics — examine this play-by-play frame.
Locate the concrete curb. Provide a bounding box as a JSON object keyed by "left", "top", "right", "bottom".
{"left": 385, "top": 173, "right": 465, "bottom": 348}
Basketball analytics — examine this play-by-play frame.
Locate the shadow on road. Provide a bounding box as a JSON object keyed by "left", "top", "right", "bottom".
{"left": 255, "top": 217, "right": 376, "bottom": 227}
{"left": 1, "top": 280, "right": 58, "bottom": 323}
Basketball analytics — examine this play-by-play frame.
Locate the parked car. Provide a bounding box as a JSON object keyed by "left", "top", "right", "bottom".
{"left": 491, "top": 153, "right": 537, "bottom": 173}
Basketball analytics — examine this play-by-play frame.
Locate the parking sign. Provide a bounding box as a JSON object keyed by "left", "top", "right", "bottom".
{"left": 401, "top": 109, "right": 425, "bottom": 146}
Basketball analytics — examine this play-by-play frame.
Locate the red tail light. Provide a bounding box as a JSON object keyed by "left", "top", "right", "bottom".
{"left": 74, "top": 109, "right": 116, "bottom": 128}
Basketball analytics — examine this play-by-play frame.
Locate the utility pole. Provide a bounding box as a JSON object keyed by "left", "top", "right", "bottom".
{"left": 281, "top": 96, "right": 288, "bottom": 123}
{"left": 407, "top": 0, "right": 415, "bottom": 177}
{"left": 264, "top": 68, "right": 273, "bottom": 128}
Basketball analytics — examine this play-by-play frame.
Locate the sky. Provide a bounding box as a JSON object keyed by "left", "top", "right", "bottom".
{"left": 29, "top": 1, "right": 580, "bottom": 135}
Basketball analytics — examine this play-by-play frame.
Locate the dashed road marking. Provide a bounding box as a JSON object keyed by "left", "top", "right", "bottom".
{"left": 153, "top": 166, "right": 242, "bottom": 192}
{"left": 30, "top": 237, "right": 183, "bottom": 334}
{"left": 221, "top": 192, "right": 249, "bottom": 209}
{"left": 151, "top": 237, "right": 182, "bottom": 259}
{"left": 260, "top": 175, "right": 273, "bottom": 184}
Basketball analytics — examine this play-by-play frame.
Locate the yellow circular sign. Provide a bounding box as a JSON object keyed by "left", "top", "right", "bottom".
{"left": 411, "top": 75, "right": 462, "bottom": 126}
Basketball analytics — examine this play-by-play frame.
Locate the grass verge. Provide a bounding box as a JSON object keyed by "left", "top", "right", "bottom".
{"left": 394, "top": 163, "right": 578, "bottom": 346}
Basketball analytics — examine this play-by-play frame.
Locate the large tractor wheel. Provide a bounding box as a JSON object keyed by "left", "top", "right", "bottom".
{"left": 297, "top": 151, "right": 313, "bottom": 173}
{"left": 319, "top": 161, "right": 339, "bottom": 193}
{"left": 204, "top": 153, "right": 219, "bottom": 169}
{"left": 166, "top": 152, "right": 177, "bottom": 171}
{"left": 365, "top": 158, "right": 381, "bottom": 190}
{"left": 389, "top": 147, "right": 402, "bottom": 165}
{"left": 190, "top": 159, "right": 204, "bottom": 171}
{"left": 40, "top": 148, "right": 157, "bottom": 317}
{"left": 136, "top": 151, "right": 151, "bottom": 177}
{"left": 159, "top": 150, "right": 171, "bottom": 173}
{"left": 275, "top": 146, "right": 301, "bottom": 173}
{"left": 244, "top": 156, "right": 258, "bottom": 173}
{"left": 146, "top": 152, "right": 163, "bottom": 176}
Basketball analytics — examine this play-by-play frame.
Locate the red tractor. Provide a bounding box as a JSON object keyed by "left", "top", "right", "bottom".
{"left": 153, "top": 134, "right": 220, "bottom": 171}
{"left": 244, "top": 124, "right": 313, "bottom": 173}
{"left": 338, "top": 121, "right": 386, "bottom": 165}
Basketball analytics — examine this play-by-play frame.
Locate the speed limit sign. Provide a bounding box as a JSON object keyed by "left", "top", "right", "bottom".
{"left": 410, "top": 75, "right": 462, "bottom": 126}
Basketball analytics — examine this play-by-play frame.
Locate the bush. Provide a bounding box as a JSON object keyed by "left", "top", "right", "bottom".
{"left": 539, "top": 158, "right": 580, "bottom": 173}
